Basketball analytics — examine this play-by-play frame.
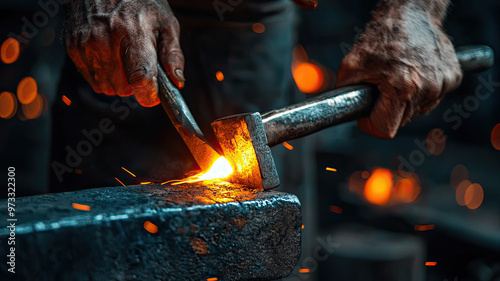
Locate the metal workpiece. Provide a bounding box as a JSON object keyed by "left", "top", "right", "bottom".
{"left": 212, "top": 113, "right": 280, "bottom": 190}
{"left": 262, "top": 84, "right": 376, "bottom": 147}
{"left": 0, "top": 183, "right": 302, "bottom": 281}
{"left": 157, "top": 62, "right": 220, "bottom": 171}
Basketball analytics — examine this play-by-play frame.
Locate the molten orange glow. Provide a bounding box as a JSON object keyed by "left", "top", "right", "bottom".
{"left": 252, "top": 23, "right": 265, "bottom": 33}
{"left": 216, "top": 71, "right": 224, "bottom": 81}
{"left": 415, "top": 224, "right": 435, "bottom": 231}
{"left": 0, "top": 91, "right": 17, "bottom": 119}
{"left": 140, "top": 182, "right": 152, "bottom": 185}
{"left": 326, "top": 167, "right": 337, "bottom": 172}
{"left": 207, "top": 278, "right": 218, "bottom": 281}
{"left": 329, "top": 205, "right": 343, "bottom": 214}
{"left": 299, "top": 269, "right": 310, "bottom": 273}
{"left": 465, "top": 183, "right": 484, "bottom": 210}
{"left": 17, "top": 77, "right": 37, "bottom": 105}
{"left": 426, "top": 128, "right": 446, "bottom": 155}
{"left": 62, "top": 95, "right": 72, "bottom": 106}
{"left": 22, "top": 93, "right": 43, "bottom": 120}
{"left": 292, "top": 62, "right": 324, "bottom": 94}
{"left": 115, "top": 177, "right": 126, "bottom": 187}
{"left": 283, "top": 142, "right": 294, "bottom": 150}
{"left": 425, "top": 262, "right": 437, "bottom": 266}
{"left": 144, "top": 221, "right": 158, "bottom": 234}
{"left": 301, "top": 225, "right": 305, "bottom": 229}
{"left": 491, "top": 124, "right": 500, "bottom": 150}
{"left": 450, "top": 164, "right": 468, "bottom": 189}
{"left": 72, "top": 203, "right": 91, "bottom": 211}
{"left": 121, "top": 167, "right": 136, "bottom": 177}
{"left": 171, "top": 157, "right": 233, "bottom": 185}
{"left": 364, "top": 168, "right": 393, "bottom": 205}
{"left": 456, "top": 179, "right": 472, "bottom": 206}
{"left": 1, "top": 38, "right": 20, "bottom": 64}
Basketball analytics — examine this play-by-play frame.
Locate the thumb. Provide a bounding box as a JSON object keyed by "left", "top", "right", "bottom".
{"left": 158, "top": 18, "right": 185, "bottom": 90}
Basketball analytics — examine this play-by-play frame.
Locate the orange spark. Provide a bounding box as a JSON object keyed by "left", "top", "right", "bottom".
{"left": 283, "top": 142, "right": 294, "bottom": 150}
{"left": 115, "top": 177, "right": 126, "bottom": 187}
{"left": 72, "top": 203, "right": 91, "bottom": 211}
{"left": 364, "top": 168, "right": 393, "bottom": 205}
{"left": 121, "top": 167, "right": 136, "bottom": 177}
{"left": 329, "top": 205, "right": 343, "bottom": 214}
{"left": 62, "top": 95, "right": 72, "bottom": 106}
{"left": 415, "top": 224, "right": 435, "bottom": 231}
{"left": 17, "top": 77, "right": 37, "bottom": 105}
{"left": 1, "top": 38, "right": 20, "bottom": 64}
{"left": 0, "top": 91, "right": 17, "bottom": 119}
{"left": 301, "top": 225, "right": 305, "bottom": 229}
{"left": 425, "top": 262, "right": 437, "bottom": 266}
{"left": 326, "top": 167, "right": 337, "bottom": 172}
{"left": 207, "top": 278, "right": 218, "bottom": 281}
{"left": 292, "top": 62, "right": 324, "bottom": 94}
{"left": 143, "top": 221, "right": 158, "bottom": 234}
{"left": 216, "top": 71, "right": 224, "bottom": 81}
{"left": 252, "top": 23, "right": 265, "bottom": 33}
{"left": 299, "top": 269, "right": 310, "bottom": 273}
{"left": 140, "top": 182, "right": 152, "bottom": 185}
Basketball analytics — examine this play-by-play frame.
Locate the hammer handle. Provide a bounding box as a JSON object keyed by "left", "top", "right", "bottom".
{"left": 262, "top": 45, "right": 494, "bottom": 147}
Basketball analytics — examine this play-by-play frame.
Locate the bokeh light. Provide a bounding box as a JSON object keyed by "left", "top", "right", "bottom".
{"left": 251, "top": 23, "right": 265, "bottom": 33}
{"left": 455, "top": 179, "right": 472, "bottom": 206}
{"left": 364, "top": 168, "right": 393, "bottom": 205}
{"left": 450, "top": 164, "right": 468, "bottom": 189}
{"left": 22, "top": 93, "right": 44, "bottom": 120}
{"left": 1, "top": 38, "right": 20, "bottom": 64}
{"left": 426, "top": 128, "right": 446, "bottom": 156}
{"left": 292, "top": 62, "right": 324, "bottom": 94}
{"left": 464, "top": 183, "right": 484, "bottom": 210}
{"left": 17, "top": 77, "right": 38, "bottom": 104}
{"left": 393, "top": 175, "right": 421, "bottom": 203}
{"left": 0, "top": 91, "right": 18, "bottom": 119}
{"left": 491, "top": 124, "right": 500, "bottom": 150}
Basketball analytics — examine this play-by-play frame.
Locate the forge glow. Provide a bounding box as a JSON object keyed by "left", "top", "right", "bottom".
{"left": 171, "top": 156, "right": 233, "bottom": 185}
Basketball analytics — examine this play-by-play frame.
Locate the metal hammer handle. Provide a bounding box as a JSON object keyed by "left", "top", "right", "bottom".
{"left": 262, "top": 45, "right": 494, "bottom": 147}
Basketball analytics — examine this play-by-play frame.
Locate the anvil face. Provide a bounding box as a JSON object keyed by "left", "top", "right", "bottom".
{"left": 211, "top": 112, "right": 280, "bottom": 190}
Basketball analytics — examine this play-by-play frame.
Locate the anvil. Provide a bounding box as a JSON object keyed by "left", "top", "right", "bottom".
{"left": 0, "top": 182, "right": 301, "bottom": 281}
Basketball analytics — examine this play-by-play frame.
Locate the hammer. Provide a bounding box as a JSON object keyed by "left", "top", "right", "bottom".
{"left": 211, "top": 45, "right": 495, "bottom": 190}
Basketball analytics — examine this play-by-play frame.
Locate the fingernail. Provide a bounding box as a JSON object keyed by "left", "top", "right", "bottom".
{"left": 174, "top": 69, "right": 185, "bottom": 81}
{"left": 177, "top": 81, "right": 185, "bottom": 89}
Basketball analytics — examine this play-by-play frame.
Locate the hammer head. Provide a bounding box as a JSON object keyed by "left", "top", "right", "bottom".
{"left": 211, "top": 112, "right": 280, "bottom": 190}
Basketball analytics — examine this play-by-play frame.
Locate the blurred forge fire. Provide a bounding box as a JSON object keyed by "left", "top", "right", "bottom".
{"left": 164, "top": 156, "right": 234, "bottom": 186}
{"left": 349, "top": 168, "right": 421, "bottom": 206}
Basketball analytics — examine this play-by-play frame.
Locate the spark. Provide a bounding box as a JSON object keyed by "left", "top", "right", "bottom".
{"left": 140, "top": 182, "right": 152, "bottom": 185}
{"left": 62, "top": 95, "right": 72, "bottom": 106}
{"left": 143, "top": 221, "right": 158, "bottom": 234}
{"left": 72, "top": 203, "right": 91, "bottom": 211}
{"left": 292, "top": 62, "right": 324, "bottom": 94}
{"left": 216, "top": 71, "right": 224, "bottom": 81}
{"left": 414, "top": 224, "right": 435, "bottom": 231}
{"left": 115, "top": 177, "right": 126, "bottom": 187}
{"left": 425, "top": 262, "right": 437, "bottom": 266}
{"left": 283, "top": 142, "right": 294, "bottom": 150}
{"left": 207, "top": 278, "right": 218, "bottom": 281}
{"left": 299, "top": 269, "right": 310, "bottom": 273}
{"left": 121, "top": 167, "right": 136, "bottom": 177}
{"left": 301, "top": 225, "right": 305, "bottom": 229}
{"left": 326, "top": 167, "right": 337, "bottom": 172}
